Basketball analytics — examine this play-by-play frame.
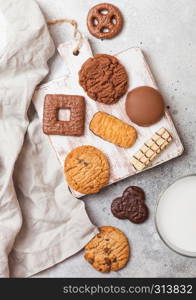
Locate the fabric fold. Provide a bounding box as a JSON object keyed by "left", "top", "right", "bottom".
{"left": 10, "top": 108, "right": 98, "bottom": 277}
{"left": 0, "top": 0, "right": 97, "bottom": 278}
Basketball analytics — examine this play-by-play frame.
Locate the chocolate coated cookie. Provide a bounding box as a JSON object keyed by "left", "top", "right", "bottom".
{"left": 125, "top": 86, "right": 165, "bottom": 126}
{"left": 43, "top": 94, "right": 85, "bottom": 136}
{"left": 87, "top": 3, "right": 123, "bottom": 39}
{"left": 111, "top": 186, "right": 149, "bottom": 224}
{"left": 79, "top": 54, "right": 128, "bottom": 104}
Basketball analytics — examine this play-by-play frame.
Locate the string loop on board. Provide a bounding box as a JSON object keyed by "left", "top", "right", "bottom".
{"left": 47, "top": 18, "right": 83, "bottom": 55}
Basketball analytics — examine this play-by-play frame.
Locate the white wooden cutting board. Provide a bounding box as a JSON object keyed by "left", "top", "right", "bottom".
{"left": 33, "top": 38, "right": 184, "bottom": 198}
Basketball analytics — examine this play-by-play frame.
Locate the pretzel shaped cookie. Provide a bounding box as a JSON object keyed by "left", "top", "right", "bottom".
{"left": 87, "top": 3, "right": 123, "bottom": 39}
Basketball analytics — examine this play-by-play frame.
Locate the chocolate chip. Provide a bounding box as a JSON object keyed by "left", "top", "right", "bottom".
{"left": 104, "top": 247, "right": 110, "bottom": 253}
{"left": 77, "top": 159, "right": 89, "bottom": 166}
{"left": 104, "top": 258, "right": 111, "bottom": 265}
{"left": 88, "top": 258, "right": 94, "bottom": 264}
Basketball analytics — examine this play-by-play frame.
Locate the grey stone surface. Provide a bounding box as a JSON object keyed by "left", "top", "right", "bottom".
{"left": 36, "top": 0, "right": 196, "bottom": 277}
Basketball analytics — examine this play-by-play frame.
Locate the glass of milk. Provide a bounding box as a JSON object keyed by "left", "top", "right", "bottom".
{"left": 155, "top": 175, "right": 196, "bottom": 257}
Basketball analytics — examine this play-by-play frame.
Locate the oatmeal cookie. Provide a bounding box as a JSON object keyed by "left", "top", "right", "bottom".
{"left": 64, "top": 145, "right": 110, "bottom": 194}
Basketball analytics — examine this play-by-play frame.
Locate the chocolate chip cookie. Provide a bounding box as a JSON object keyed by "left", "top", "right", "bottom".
{"left": 79, "top": 54, "right": 128, "bottom": 104}
{"left": 87, "top": 3, "right": 123, "bottom": 39}
{"left": 111, "top": 186, "right": 149, "bottom": 224}
{"left": 64, "top": 145, "right": 110, "bottom": 194}
{"left": 84, "top": 226, "right": 130, "bottom": 272}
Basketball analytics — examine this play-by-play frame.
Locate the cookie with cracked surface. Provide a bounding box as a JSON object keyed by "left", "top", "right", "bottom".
{"left": 90, "top": 112, "right": 137, "bottom": 148}
{"left": 84, "top": 226, "right": 130, "bottom": 273}
{"left": 64, "top": 145, "right": 110, "bottom": 194}
{"left": 79, "top": 54, "right": 128, "bottom": 104}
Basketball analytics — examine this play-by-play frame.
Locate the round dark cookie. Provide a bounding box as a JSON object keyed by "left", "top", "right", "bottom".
{"left": 111, "top": 186, "right": 149, "bottom": 224}
{"left": 79, "top": 54, "right": 128, "bottom": 104}
{"left": 87, "top": 3, "right": 123, "bottom": 39}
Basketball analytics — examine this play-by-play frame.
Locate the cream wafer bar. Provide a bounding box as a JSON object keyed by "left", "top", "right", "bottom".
{"left": 131, "top": 128, "right": 173, "bottom": 171}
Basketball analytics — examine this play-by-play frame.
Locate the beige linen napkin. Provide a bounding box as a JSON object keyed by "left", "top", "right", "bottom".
{"left": 0, "top": 0, "right": 97, "bottom": 278}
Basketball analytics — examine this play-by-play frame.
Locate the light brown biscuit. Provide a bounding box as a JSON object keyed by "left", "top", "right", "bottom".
{"left": 84, "top": 226, "right": 130, "bottom": 273}
{"left": 79, "top": 54, "right": 128, "bottom": 104}
{"left": 64, "top": 145, "right": 110, "bottom": 194}
{"left": 89, "top": 112, "right": 137, "bottom": 148}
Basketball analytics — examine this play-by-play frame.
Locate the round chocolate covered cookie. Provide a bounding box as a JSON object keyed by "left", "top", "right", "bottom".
{"left": 87, "top": 3, "right": 123, "bottom": 39}
{"left": 125, "top": 86, "right": 165, "bottom": 126}
{"left": 79, "top": 54, "right": 128, "bottom": 104}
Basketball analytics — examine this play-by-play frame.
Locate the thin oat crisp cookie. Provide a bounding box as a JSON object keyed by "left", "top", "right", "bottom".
{"left": 131, "top": 128, "right": 173, "bottom": 171}
{"left": 90, "top": 112, "right": 137, "bottom": 148}
{"left": 43, "top": 94, "right": 85, "bottom": 136}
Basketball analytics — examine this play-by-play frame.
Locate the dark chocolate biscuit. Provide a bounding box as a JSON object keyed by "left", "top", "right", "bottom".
{"left": 79, "top": 54, "right": 128, "bottom": 104}
{"left": 43, "top": 94, "right": 85, "bottom": 136}
{"left": 111, "top": 186, "right": 149, "bottom": 224}
{"left": 87, "top": 3, "right": 123, "bottom": 39}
